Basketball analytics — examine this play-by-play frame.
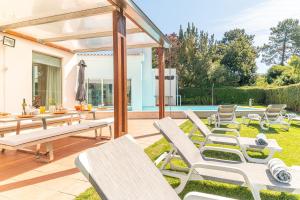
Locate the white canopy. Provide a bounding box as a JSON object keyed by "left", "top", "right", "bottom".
{"left": 0, "top": 0, "right": 170, "bottom": 52}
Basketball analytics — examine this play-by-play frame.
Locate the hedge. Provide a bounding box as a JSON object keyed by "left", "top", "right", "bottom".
{"left": 180, "top": 87, "right": 266, "bottom": 105}
{"left": 265, "top": 84, "right": 300, "bottom": 111}
{"left": 180, "top": 83, "right": 300, "bottom": 111}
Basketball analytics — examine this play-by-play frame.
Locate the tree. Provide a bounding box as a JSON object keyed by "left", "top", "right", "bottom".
{"left": 292, "top": 26, "right": 300, "bottom": 52}
{"left": 176, "top": 23, "right": 217, "bottom": 88}
{"left": 219, "top": 29, "right": 258, "bottom": 85}
{"left": 288, "top": 55, "right": 300, "bottom": 81}
{"left": 266, "top": 65, "right": 297, "bottom": 85}
{"left": 261, "top": 19, "right": 300, "bottom": 65}
{"left": 255, "top": 75, "right": 268, "bottom": 87}
{"left": 152, "top": 33, "right": 179, "bottom": 69}
{"left": 221, "top": 28, "right": 254, "bottom": 44}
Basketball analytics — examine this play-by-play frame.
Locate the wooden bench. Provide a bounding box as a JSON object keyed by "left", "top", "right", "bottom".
{"left": 0, "top": 119, "right": 113, "bottom": 162}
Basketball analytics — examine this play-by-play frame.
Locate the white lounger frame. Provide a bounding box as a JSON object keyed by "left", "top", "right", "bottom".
{"left": 75, "top": 135, "right": 236, "bottom": 200}
{"left": 185, "top": 110, "right": 281, "bottom": 164}
{"left": 154, "top": 118, "right": 300, "bottom": 200}
{"left": 156, "top": 143, "right": 261, "bottom": 200}
{"left": 260, "top": 104, "right": 290, "bottom": 131}
{"left": 215, "top": 105, "right": 240, "bottom": 130}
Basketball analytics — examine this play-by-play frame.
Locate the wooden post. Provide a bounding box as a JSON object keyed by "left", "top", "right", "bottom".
{"left": 113, "top": 9, "right": 128, "bottom": 138}
{"left": 158, "top": 47, "right": 165, "bottom": 119}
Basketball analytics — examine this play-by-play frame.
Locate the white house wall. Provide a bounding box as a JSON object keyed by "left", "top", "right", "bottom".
{"left": 0, "top": 33, "right": 77, "bottom": 113}
{"left": 142, "top": 48, "right": 155, "bottom": 107}
{"left": 154, "top": 68, "right": 177, "bottom": 106}
{"left": 78, "top": 50, "right": 155, "bottom": 111}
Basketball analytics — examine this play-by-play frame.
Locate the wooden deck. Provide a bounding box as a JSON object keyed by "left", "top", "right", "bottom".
{"left": 0, "top": 119, "right": 184, "bottom": 200}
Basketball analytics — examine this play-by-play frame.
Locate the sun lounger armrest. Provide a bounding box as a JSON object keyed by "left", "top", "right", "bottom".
{"left": 183, "top": 191, "right": 237, "bottom": 200}
{"left": 189, "top": 163, "right": 253, "bottom": 196}
{"left": 205, "top": 134, "right": 241, "bottom": 147}
{"left": 211, "top": 128, "right": 240, "bottom": 137}
{"left": 200, "top": 146, "right": 246, "bottom": 163}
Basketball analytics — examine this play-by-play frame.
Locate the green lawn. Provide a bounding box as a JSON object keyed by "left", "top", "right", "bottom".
{"left": 76, "top": 119, "right": 300, "bottom": 200}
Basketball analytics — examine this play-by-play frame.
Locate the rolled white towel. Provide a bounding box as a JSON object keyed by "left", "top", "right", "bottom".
{"left": 255, "top": 133, "right": 268, "bottom": 146}
{"left": 268, "top": 158, "right": 292, "bottom": 184}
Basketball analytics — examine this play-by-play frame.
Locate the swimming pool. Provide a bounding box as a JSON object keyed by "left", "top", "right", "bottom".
{"left": 141, "top": 106, "right": 261, "bottom": 111}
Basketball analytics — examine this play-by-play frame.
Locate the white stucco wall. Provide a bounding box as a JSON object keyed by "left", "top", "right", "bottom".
{"left": 154, "top": 68, "right": 178, "bottom": 106}
{"left": 77, "top": 49, "right": 154, "bottom": 111}
{"left": 142, "top": 48, "right": 156, "bottom": 107}
{"left": 0, "top": 33, "right": 77, "bottom": 113}
{"left": 0, "top": 35, "right": 155, "bottom": 113}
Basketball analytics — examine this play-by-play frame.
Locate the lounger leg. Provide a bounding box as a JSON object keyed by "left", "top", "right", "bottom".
{"left": 241, "top": 146, "right": 272, "bottom": 164}
{"left": 260, "top": 121, "right": 269, "bottom": 131}
{"left": 207, "top": 117, "right": 211, "bottom": 125}
{"left": 174, "top": 169, "right": 193, "bottom": 193}
{"left": 249, "top": 186, "right": 262, "bottom": 200}
{"left": 283, "top": 123, "right": 290, "bottom": 131}
{"left": 188, "top": 126, "right": 198, "bottom": 138}
{"left": 248, "top": 119, "right": 251, "bottom": 126}
{"left": 159, "top": 149, "right": 175, "bottom": 170}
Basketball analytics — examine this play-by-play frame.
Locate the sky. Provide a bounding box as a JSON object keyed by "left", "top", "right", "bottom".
{"left": 134, "top": 0, "right": 300, "bottom": 74}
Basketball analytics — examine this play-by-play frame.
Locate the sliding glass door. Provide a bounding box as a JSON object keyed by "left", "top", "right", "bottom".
{"left": 32, "top": 52, "right": 62, "bottom": 108}
{"left": 86, "top": 79, "right": 131, "bottom": 107}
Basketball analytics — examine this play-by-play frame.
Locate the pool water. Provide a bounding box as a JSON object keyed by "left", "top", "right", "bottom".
{"left": 141, "top": 106, "right": 260, "bottom": 111}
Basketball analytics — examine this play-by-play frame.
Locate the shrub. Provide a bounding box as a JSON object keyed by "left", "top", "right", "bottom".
{"left": 180, "top": 87, "right": 266, "bottom": 105}
{"left": 265, "top": 83, "right": 300, "bottom": 111}
{"left": 180, "top": 84, "right": 300, "bottom": 111}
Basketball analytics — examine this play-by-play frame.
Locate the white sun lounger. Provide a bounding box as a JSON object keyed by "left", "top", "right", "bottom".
{"left": 75, "top": 134, "right": 235, "bottom": 200}
{"left": 185, "top": 110, "right": 282, "bottom": 163}
{"left": 287, "top": 113, "right": 300, "bottom": 125}
{"left": 215, "top": 105, "right": 240, "bottom": 130}
{"left": 0, "top": 119, "right": 114, "bottom": 162}
{"left": 154, "top": 117, "right": 300, "bottom": 200}
{"left": 260, "top": 104, "right": 290, "bottom": 131}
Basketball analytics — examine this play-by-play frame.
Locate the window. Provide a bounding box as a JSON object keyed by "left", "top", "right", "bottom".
{"left": 87, "top": 80, "right": 102, "bottom": 106}
{"left": 32, "top": 52, "right": 62, "bottom": 108}
{"left": 86, "top": 79, "right": 131, "bottom": 107}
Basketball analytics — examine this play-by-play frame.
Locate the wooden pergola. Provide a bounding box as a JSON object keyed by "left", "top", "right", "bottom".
{"left": 0, "top": 0, "right": 170, "bottom": 138}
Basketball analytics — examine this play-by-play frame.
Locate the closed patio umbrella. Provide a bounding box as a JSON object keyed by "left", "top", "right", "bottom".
{"left": 76, "top": 60, "right": 87, "bottom": 103}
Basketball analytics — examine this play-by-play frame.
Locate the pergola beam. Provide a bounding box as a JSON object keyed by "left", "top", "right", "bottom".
{"left": 73, "top": 43, "right": 159, "bottom": 53}
{"left": 0, "top": 6, "right": 115, "bottom": 31}
{"left": 108, "top": 0, "right": 170, "bottom": 48}
{"left": 41, "top": 28, "right": 142, "bottom": 43}
{"left": 158, "top": 47, "right": 165, "bottom": 119}
{"left": 113, "top": 9, "right": 127, "bottom": 138}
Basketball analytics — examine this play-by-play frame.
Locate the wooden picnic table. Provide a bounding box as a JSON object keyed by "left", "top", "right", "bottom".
{"left": 0, "top": 111, "right": 79, "bottom": 134}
